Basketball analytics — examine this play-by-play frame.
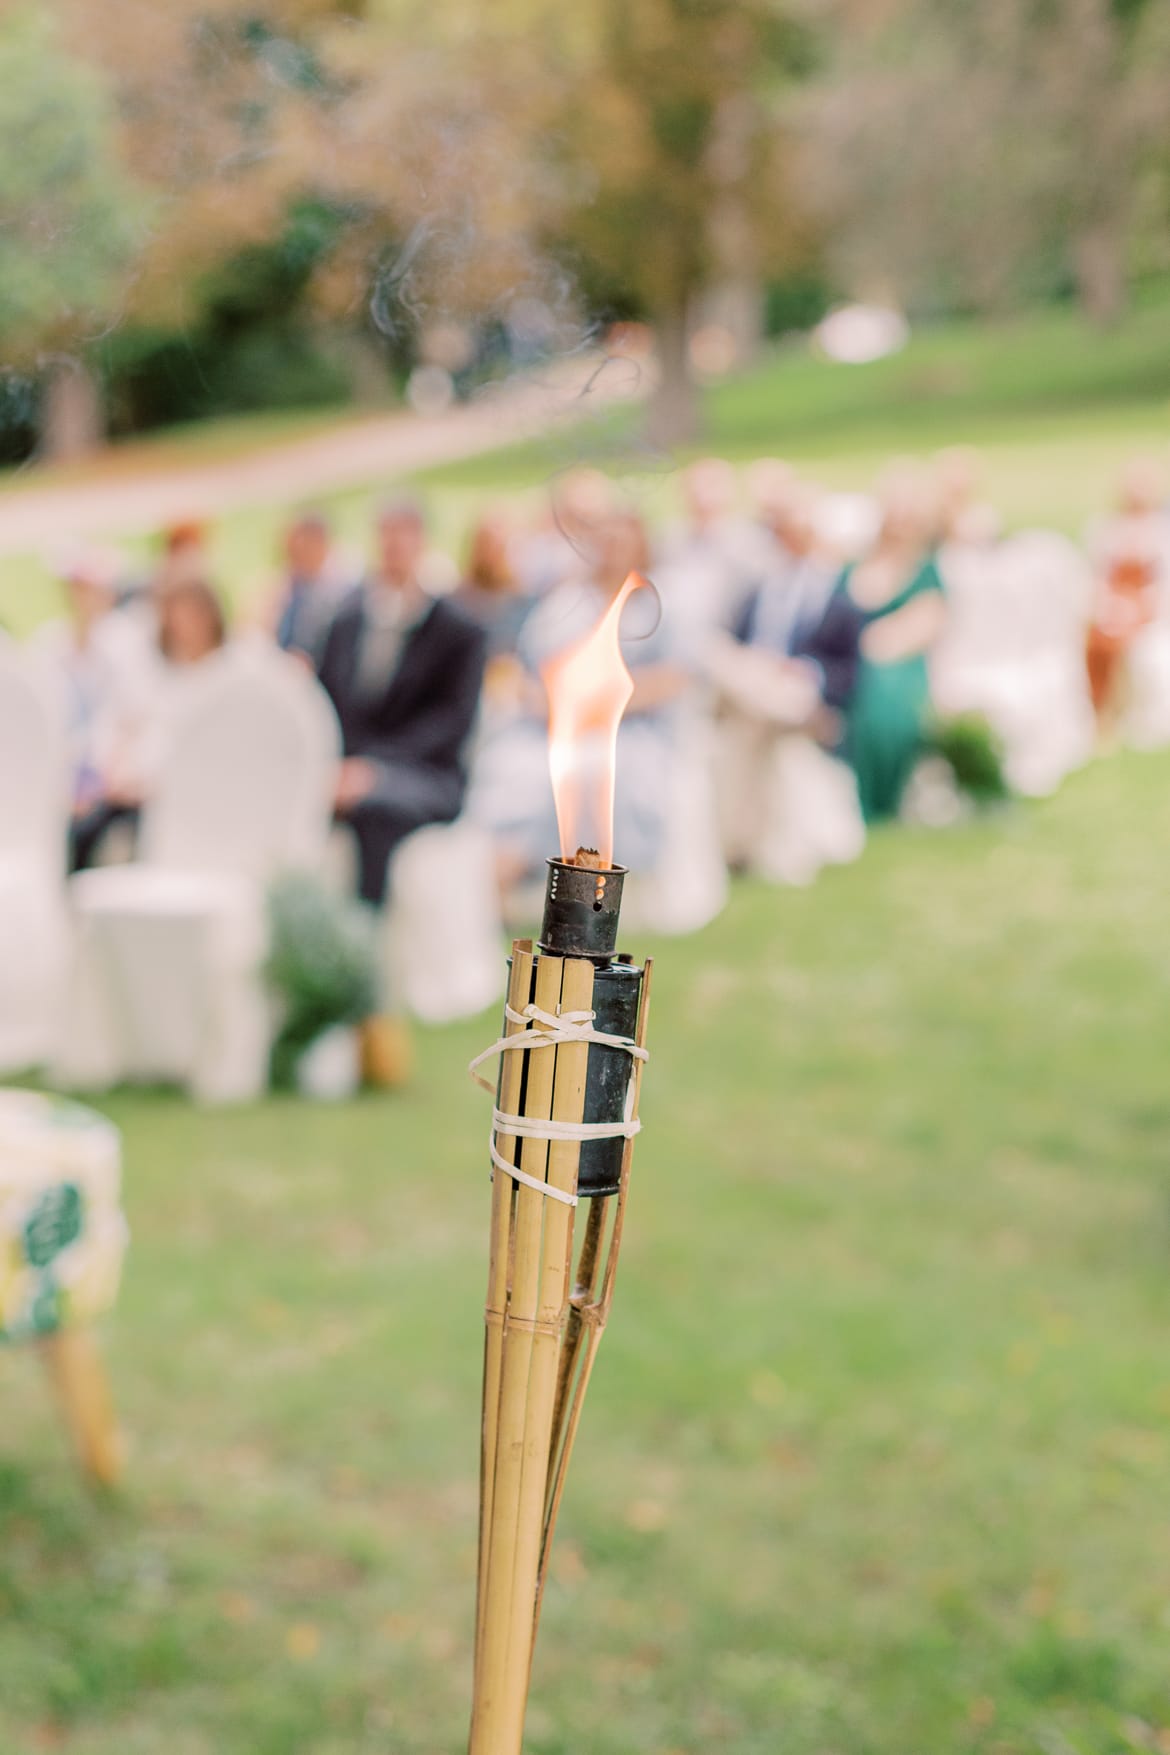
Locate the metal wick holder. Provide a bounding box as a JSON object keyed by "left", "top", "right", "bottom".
{"left": 538, "top": 858, "right": 627, "bottom": 967}
{"left": 530, "top": 858, "right": 640, "bottom": 1198}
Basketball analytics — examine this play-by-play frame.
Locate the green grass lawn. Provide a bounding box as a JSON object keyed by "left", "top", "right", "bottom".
{"left": 3, "top": 750, "right": 1170, "bottom": 1754}
{"left": 419, "top": 291, "right": 1170, "bottom": 526}
{"left": 4, "top": 293, "right": 1170, "bottom": 635}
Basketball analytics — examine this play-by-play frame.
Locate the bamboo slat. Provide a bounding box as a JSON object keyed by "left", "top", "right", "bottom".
{"left": 474, "top": 942, "right": 535, "bottom": 1674}
{"left": 470, "top": 952, "right": 567, "bottom": 1755}
{"left": 532, "top": 958, "right": 653, "bottom": 1649}
{"left": 493, "top": 955, "right": 593, "bottom": 1750}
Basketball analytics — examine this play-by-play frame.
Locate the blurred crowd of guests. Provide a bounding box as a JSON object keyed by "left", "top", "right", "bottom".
{"left": 22, "top": 442, "right": 1170, "bottom": 914}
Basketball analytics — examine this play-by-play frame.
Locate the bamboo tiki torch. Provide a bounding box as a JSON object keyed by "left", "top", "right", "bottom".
{"left": 468, "top": 576, "right": 653, "bottom": 1755}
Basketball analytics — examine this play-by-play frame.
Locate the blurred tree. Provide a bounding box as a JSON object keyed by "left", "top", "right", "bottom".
{"left": 41, "top": 0, "right": 385, "bottom": 431}
{"left": 56, "top": 1, "right": 346, "bottom": 328}
{"left": 100, "top": 197, "right": 356, "bottom": 431}
{"left": 0, "top": 8, "right": 145, "bottom": 456}
{"left": 812, "top": 0, "right": 1170, "bottom": 323}
{"left": 301, "top": 2, "right": 586, "bottom": 366}
{"left": 20, "top": 0, "right": 825, "bottom": 448}
{"left": 551, "top": 0, "right": 820, "bottom": 443}
{"left": 310, "top": 0, "right": 822, "bottom": 444}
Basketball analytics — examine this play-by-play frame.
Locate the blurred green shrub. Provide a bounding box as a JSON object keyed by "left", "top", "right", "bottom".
{"left": 764, "top": 271, "right": 833, "bottom": 337}
{"left": 264, "top": 874, "right": 378, "bottom": 1090}
{"left": 925, "top": 713, "right": 1010, "bottom": 804}
{"left": 101, "top": 197, "right": 366, "bottom": 431}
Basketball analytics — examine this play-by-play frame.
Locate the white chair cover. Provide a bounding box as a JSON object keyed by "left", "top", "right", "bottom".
{"left": 1124, "top": 622, "right": 1170, "bottom": 751}
{"left": 57, "top": 647, "right": 340, "bottom": 1103}
{"left": 143, "top": 642, "right": 340, "bottom": 876}
{"left": 755, "top": 738, "right": 865, "bottom": 887}
{"left": 384, "top": 821, "right": 503, "bottom": 1023}
{"left": 624, "top": 711, "right": 729, "bottom": 932}
{"left": 933, "top": 533, "right": 1095, "bottom": 797}
{"left": 0, "top": 646, "right": 71, "bottom": 1071}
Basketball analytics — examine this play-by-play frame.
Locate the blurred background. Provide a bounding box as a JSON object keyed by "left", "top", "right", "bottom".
{"left": 4, "top": 3, "right": 1170, "bottom": 1753}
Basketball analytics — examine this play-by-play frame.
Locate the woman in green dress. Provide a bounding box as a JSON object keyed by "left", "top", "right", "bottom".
{"left": 836, "top": 467, "right": 947, "bottom": 822}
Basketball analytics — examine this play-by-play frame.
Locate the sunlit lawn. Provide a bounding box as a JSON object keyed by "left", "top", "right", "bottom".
{"left": 3, "top": 749, "right": 1170, "bottom": 1753}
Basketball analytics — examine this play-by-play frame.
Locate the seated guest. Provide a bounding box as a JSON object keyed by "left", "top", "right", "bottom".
{"left": 708, "top": 485, "right": 859, "bottom": 877}
{"left": 66, "top": 577, "right": 229, "bottom": 868}
{"left": 515, "top": 467, "right": 614, "bottom": 596}
{"left": 471, "top": 507, "right": 691, "bottom": 889}
{"left": 149, "top": 519, "right": 211, "bottom": 602}
{"left": 746, "top": 457, "right": 796, "bottom": 524}
{"left": 157, "top": 520, "right": 211, "bottom": 591}
{"left": 316, "top": 498, "right": 488, "bottom": 908}
{"left": 454, "top": 510, "right": 534, "bottom": 661}
{"left": 125, "top": 577, "right": 230, "bottom": 781}
{"left": 454, "top": 511, "right": 538, "bottom": 754}
{"left": 113, "top": 518, "right": 212, "bottom": 637}
{"left": 1085, "top": 456, "right": 1170, "bottom": 731}
{"left": 712, "top": 482, "right": 848, "bottom": 724}
{"left": 28, "top": 549, "right": 147, "bottom": 871}
{"left": 262, "top": 509, "right": 351, "bottom": 665}
{"left": 934, "top": 446, "right": 992, "bottom": 547}
{"left": 820, "top": 462, "right": 947, "bottom": 822}
{"left": 157, "top": 577, "right": 228, "bottom": 667}
{"left": 737, "top": 483, "right": 839, "bottom": 670}
{"left": 656, "top": 457, "right": 769, "bottom": 632}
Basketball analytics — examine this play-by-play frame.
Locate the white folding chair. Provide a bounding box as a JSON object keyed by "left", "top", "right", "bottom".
{"left": 57, "top": 647, "right": 340, "bottom": 1103}
{"left": 0, "top": 644, "right": 71, "bottom": 1071}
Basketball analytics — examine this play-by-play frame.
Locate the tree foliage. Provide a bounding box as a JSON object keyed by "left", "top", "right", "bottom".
{"left": 55, "top": 0, "right": 348, "bottom": 330}
{"left": 545, "top": 0, "right": 819, "bottom": 436}
{"left": 6, "top": 0, "right": 1170, "bottom": 452}
{"left": 0, "top": 8, "right": 145, "bottom": 363}
{"left": 809, "top": 0, "right": 1170, "bottom": 321}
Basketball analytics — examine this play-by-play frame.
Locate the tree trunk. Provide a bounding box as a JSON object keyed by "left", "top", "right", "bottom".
{"left": 697, "top": 274, "right": 765, "bottom": 367}
{"left": 1074, "top": 223, "right": 1127, "bottom": 328}
{"left": 646, "top": 300, "right": 701, "bottom": 451}
{"left": 40, "top": 357, "right": 104, "bottom": 462}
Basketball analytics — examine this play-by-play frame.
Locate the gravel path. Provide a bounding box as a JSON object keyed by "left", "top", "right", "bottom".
{"left": 0, "top": 353, "right": 644, "bottom": 557}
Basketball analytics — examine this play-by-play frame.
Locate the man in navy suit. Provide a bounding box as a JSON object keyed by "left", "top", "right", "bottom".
{"left": 316, "top": 499, "right": 487, "bottom": 907}
{"left": 732, "top": 483, "right": 851, "bottom": 717}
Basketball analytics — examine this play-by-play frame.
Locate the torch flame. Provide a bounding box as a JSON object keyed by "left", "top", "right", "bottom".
{"left": 540, "top": 572, "right": 645, "bottom": 867}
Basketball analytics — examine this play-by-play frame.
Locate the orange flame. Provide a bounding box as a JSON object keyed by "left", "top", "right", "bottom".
{"left": 540, "top": 572, "right": 645, "bottom": 866}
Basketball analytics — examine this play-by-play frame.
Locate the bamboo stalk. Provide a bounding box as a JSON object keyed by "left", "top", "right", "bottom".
{"left": 470, "top": 951, "right": 567, "bottom": 1755}
{"left": 532, "top": 958, "right": 653, "bottom": 1649}
{"left": 474, "top": 942, "right": 534, "bottom": 1675}
{"left": 546, "top": 1196, "right": 606, "bottom": 1482}
{"left": 494, "top": 954, "right": 594, "bottom": 1749}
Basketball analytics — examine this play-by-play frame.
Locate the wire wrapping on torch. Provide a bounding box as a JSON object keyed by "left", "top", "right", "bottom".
{"left": 469, "top": 1004, "right": 649, "bottom": 1207}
